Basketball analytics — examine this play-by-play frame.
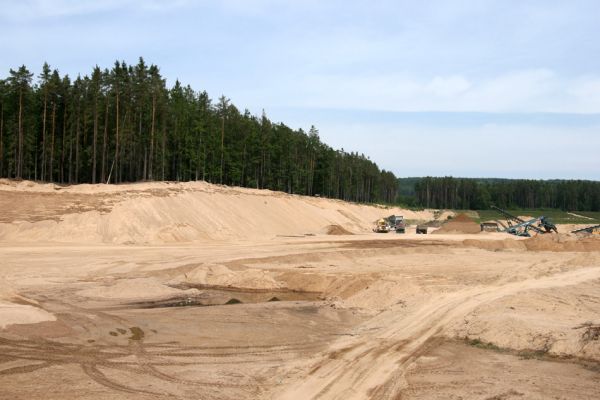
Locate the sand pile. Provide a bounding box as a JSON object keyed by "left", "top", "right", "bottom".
{"left": 433, "top": 213, "right": 481, "bottom": 234}
{"left": 448, "top": 281, "right": 600, "bottom": 361}
{"left": 0, "top": 180, "right": 432, "bottom": 244}
{"left": 523, "top": 234, "right": 600, "bottom": 252}
{"left": 325, "top": 224, "right": 353, "bottom": 235}
{"left": 463, "top": 234, "right": 600, "bottom": 252}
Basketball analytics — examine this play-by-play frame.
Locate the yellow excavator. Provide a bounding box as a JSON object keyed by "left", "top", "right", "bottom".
{"left": 373, "top": 218, "right": 390, "bottom": 233}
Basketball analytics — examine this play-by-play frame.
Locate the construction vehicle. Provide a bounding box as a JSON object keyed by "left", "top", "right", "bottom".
{"left": 480, "top": 221, "right": 500, "bottom": 232}
{"left": 571, "top": 224, "right": 600, "bottom": 235}
{"left": 416, "top": 225, "right": 428, "bottom": 234}
{"left": 387, "top": 215, "right": 406, "bottom": 233}
{"left": 490, "top": 205, "right": 557, "bottom": 237}
{"left": 373, "top": 218, "right": 390, "bottom": 233}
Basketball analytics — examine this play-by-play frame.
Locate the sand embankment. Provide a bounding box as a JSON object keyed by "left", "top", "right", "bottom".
{"left": 0, "top": 179, "right": 431, "bottom": 244}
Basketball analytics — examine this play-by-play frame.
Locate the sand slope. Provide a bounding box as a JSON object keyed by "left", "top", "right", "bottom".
{"left": 0, "top": 179, "right": 431, "bottom": 244}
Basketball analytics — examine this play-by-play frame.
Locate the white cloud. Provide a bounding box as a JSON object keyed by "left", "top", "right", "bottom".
{"left": 316, "top": 121, "right": 600, "bottom": 179}
{"left": 567, "top": 77, "right": 600, "bottom": 113}
{"left": 425, "top": 76, "right": 471, "bottom": 97}
{"left": 276, "top": 69, "right": 600, "bottom": 113}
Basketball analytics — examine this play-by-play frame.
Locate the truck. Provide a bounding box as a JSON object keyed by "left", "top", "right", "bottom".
{"left": 387, "top": 215, "right": 406, "bottom": 234}
{"left": 373, "top": 218, "right": 390, "bottom": 233}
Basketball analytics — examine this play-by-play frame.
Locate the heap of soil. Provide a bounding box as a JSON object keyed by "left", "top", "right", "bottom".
{"left": 326, "top": 225, "right": 353, "bottom": 235}
{"left": 462, "top": 234, "right": 600, "bottom": 252}
{"left": 433, "top": 213, "right": 481, "bottom": 234}
{"left": 0, "top": 179, "right": 431, "bottom": 244}
{"left": 523, "top": 234, "right": 600, "bottom": 252}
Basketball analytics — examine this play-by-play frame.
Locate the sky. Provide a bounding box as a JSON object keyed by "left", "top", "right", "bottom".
{"left": 0, "top": 0, "right": 599, "bottom": 179}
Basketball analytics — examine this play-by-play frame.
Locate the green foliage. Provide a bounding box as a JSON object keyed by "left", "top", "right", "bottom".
{"left": 412, "top": 177, "right": 600, "bottom": 212}
{"left": 465, "top": 338, "right": 504, "bottom": 352}
{"left": 0, "top": 60, "right": 398, "bottom": 204}
{"left": 474, "top": 209, "right": 600, "bottom": 224}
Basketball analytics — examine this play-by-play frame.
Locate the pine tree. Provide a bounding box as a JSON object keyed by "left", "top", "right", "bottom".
{"left": 7, "top": 66, "right": 33, "bottom": 179}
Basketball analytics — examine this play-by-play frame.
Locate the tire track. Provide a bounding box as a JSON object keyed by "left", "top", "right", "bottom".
{"left": 276, "top": 266, "right": 600, "bottom": 400}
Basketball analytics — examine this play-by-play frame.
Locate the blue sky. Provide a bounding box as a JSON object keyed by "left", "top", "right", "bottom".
{"left": 1, "top": 0, "right": 599, "bottom": 179}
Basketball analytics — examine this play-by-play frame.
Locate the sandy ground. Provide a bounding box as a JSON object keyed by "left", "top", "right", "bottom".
{"left": 0, "top": 180, "right": 599, "bottom": 399}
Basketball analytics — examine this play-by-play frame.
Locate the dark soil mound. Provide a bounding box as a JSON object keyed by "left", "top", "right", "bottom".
{"left": 433, "top": 213, "right": 481, "bottom": 234}
{"left": 326, "top": 225, "right": 354, "bottom": 235}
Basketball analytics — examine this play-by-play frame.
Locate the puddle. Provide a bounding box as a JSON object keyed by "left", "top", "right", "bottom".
{"left": 129, "top": 286, "right": 323, "bottom": 309}
{"left": 129, "top": 326, "right": 144, "bottom": 341}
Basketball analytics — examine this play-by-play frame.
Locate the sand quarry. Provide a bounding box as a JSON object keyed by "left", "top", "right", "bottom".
{"left": 0, "top": 179, "right": 599, "bottom": 399}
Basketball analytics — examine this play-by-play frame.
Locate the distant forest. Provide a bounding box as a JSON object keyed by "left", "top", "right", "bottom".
{"left": 0, "top": 59, "right": 398, "bottom": 203}
{"left": 402, "top": 177, "right": 600, "bottom": 211}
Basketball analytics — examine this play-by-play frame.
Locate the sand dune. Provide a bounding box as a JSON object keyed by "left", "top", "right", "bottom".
{"left": 0, "top": 179, "right": 431, "bottom": 244}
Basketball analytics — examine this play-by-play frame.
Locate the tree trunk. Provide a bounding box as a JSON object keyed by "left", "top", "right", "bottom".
{"left": 68, "top": 119, "right": 73, "bottom": 183}
{"left": 41, "top": 92, "right": 47, "bottom": 180}
{"left": 49, "top": 101, "right": 56, "bottom": 181}
{"left": 161, "top": 120, "right": 166, "bottom": 180}
{"left": 101, "top": 99, "right": 109, "bottom": 183}
{"left": 17, "top": 88, "right": 23, "bottom": 179}
{"left": 61, "top": 104, "right": 67, "bottom": 183}
{"left": 143, "top": 147, "right": 147, "bottom": 180}
{"left": 118, "top": 110, "right": 127, "bottom": 183}
{"left": 202, "top": 144, "right": 206, "bottom": 181}
{"left": 149, "top": 95, "right": 155, "bottom": 180}
{"left": 0, "top": 101, "right": 3, "bottom": 177}
{"left": 92, "top": 95, "right": 98, "bottom": 183}
{"left": 74, "top": 105, "right": 81, "bottom": 184}
{"left": 112, "top": 90, "right": 119, "bottom": 184}
{"left": 138, "top": 111, "right": 143, "bottom": 180}
{"left": 220, "top": 116, "right": 224, "bottom": 184}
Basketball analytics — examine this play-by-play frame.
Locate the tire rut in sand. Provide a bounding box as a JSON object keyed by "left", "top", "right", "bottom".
{"left": 276, "top": 266, "right": 600, "bottom": 400}
{"left": 1, "top": 288, "right": 351, "bottom": 399}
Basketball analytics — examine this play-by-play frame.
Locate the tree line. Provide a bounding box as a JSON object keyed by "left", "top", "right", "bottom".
{"left": 0, "top": 59, "right": 398, "bottom": 203}
{"left": 413, "top": 177, "right": 600, "bottom": 211}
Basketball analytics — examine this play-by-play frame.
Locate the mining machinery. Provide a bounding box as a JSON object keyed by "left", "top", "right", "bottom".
{"left": 490, "top": 205, "right": 557, "bottom": 237}
{"left": 571, "top": 224, "right": 600, "bottom": 235}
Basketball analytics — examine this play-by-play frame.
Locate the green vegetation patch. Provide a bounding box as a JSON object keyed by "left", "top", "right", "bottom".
{"left": 473, "top": 209, "right": 600, "bottom": 224}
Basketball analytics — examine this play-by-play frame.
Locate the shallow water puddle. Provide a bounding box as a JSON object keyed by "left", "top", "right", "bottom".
{"left": 129, "top": 286, "right": 323, "bottom": 309}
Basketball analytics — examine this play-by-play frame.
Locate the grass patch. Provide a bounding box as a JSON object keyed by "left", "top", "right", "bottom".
{"left": 518, "top": 349, "right": 549, "bottom": 360}
{"left": 464, "top": 209, "right": 600, "bottom": 224}
{"left": 465, "top": 338, "right": 505, "bottom": 352}
{"left": 462, "top": 337, "right": 600, "bottom": 372}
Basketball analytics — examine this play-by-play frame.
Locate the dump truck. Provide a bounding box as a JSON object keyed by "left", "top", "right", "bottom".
{"left": 387, "top": 215, "right": 406, "bottom": 234}
{"left": 480, "top": 221, "right": 499, "bottom": 232}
